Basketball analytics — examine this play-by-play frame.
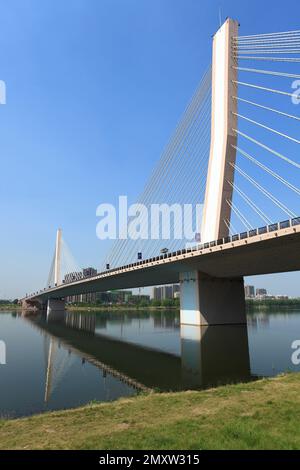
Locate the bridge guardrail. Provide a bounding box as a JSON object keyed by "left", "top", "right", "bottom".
{"left": 101, "top": 216, "right": 300, "bottom": 277}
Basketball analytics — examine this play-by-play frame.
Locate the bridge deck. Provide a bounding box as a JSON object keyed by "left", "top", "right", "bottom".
{"left": 25, "top": 221, "right": 300, "bottom": 302}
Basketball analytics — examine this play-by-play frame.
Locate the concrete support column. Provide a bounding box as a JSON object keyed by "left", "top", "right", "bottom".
{"left": 46, "top": 299, "right": 65, "bottom": 322}
{"left": 21, "top": 298, "right": 44, "bottom": 312}
{"left": 179, "top": 271, "right": 246, "bottom": 326}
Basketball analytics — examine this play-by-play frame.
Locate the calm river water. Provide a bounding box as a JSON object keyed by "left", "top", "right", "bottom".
{"left": 0, "top": 309, "right": 300, "bottom": 417}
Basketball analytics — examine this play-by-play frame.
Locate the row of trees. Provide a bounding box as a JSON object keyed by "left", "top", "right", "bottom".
{"left": 246, "top": 298, "right": 300, "bottom": 308}
{"left": 70, "top": 298, "right": 180, "bottom": 309}
{"left": 0, "top": 299, "right": 18, "bottom": 305}
{"left": 150, "top": 298, "right": 180, "bottom": 307}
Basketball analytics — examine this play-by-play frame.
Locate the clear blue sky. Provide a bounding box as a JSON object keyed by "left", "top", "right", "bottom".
{"left": 0, "top": 0, "right": 299, "bottom": 298}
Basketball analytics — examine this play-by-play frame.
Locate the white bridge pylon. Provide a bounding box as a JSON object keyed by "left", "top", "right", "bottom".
{"left": 201, "top": 18, "right": 239, "bottom": 243}
{"left": 47, "top": 228, "right": 81, "bottom": 288}
{"left": 180, "top": 18, "right": 246, "bottom": 327}
{"left": 54, "top": 228, "right": 62, "bottom": 286}
{"left": 46, "top": 228, "right": 81, "bottom": 317}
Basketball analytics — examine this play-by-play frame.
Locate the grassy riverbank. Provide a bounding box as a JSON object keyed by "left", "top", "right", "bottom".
{"left": 1, "top": 373, "right": 300, "bottom": 450}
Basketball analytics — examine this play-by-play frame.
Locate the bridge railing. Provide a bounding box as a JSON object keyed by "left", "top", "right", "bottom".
{"left": 59, "top": 216, "right": 300, "bottom": 278}
{"left": 101, "top": 217, "right": 300, "bottom": 275}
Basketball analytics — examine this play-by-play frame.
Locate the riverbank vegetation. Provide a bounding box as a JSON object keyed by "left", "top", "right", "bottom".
{"left": 2, "top": 297, "right": 300, "bottom": 313}
{"left": 67, "top": 297, "right": 300, "bottom": 312}
{"left": 0, "top": 300, "right": 19, "bottom": 311}
{"left": 1, "top": 373, "right": 300, "bottom": 449}
{"left": 246, "top": 298, "right": 300, "bottom": 310}
{"left": 67, "top": 298, "right": 180, "bottom": 311}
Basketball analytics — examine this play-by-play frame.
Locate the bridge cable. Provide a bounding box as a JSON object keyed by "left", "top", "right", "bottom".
{"left": 232, "top": 97, "right": 300, "bottom": 122}
{"left": 230, "top": 163, "right": 297, "bottom": 219}
{"left": 232, "top": 67, "right": 300, "bottom": 79}
{"left": 227, "top": 180, "right": 272, "bottom": 225}
{"left": 106, "top": 73, "right": 212, "bottom": 270}
{"left": 234, "top": 30, "right": 300, "bottom": 40}
{"left": 106, "top": 73, "right": 211, "bottom": 267}
{"left": 233, "top": 145, "right": 300, "bottom": 197}
{"left": 232, "top": 130, "right": 300, "bottom": 170}
{"left": 226, "top": 199, "right": 252, "bottom": 231}
{"left": 112, "top": 88, "right": 211, "bottom": 266}
{"left": 234, "top": 56, "right": 300, "bottom": 62}
{"left": 233, "top": 112, "right": 300, "bottom": 145}
{"left": 232, "top": 81, "right": 296, "bottom": 98}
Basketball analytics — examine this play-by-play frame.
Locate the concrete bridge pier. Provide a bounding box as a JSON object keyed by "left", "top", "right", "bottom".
{"left": 21, "top": 298, "right": 45, "bottom": 312}
{"left": 179, "top": 271, "right": 246, "bottom": 326}
{"left": 46, "top": 299, "right": 66, "bottom": 322}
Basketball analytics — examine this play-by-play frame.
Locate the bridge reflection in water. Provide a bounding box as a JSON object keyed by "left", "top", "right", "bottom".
{"left": 26, "top": 309, "right": 252, "bottom": 401}
{"left": 181, "top": 325, "right": 251, "bottom": 389}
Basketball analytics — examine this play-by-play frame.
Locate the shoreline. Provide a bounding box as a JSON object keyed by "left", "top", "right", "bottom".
{"left": 2, "top": 302, "right": 300, "bottom": 313}
{"left": 66, "top": 305, "right": 179, "bottom": 312}
{"left": 0, "top": 305, "right": 179, "bottom": 313}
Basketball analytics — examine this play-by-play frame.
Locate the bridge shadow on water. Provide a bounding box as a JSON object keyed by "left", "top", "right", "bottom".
{"left": 26, "top": 309, "right": 254, "bottom": 394}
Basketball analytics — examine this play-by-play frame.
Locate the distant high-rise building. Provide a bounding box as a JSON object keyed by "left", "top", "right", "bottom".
{"left": 152, "top": 284, "right": 180, "bottom": 301}
{"left": 162, "top": 285, "right": 173, "bottom": 300}
{"left": 82, "top": 267, "right": 98, "bottom": 303}
{"left": 128, "top": 294, "right": 150, "bottom": 304}
{"left": 245, "top": 285, "right": 255, "bottom": 298}
{"left": 64, "top": 271, "right": 84, "bottom": 303}
{"left": 109, "top": 290, "right": 133, "bottom": 303}
{"left": 81, "top": 292, "right": 97, "bottom": 303}
{"left": 64, "top": 269, "right": 98, "bottom": 303}
{"left": 152, "top": 287, "right": 163, "bottom": 301}
{"left": 83, "top": 267, "right": 97, "bottom": 278}
{"left": 96, "top": 292, "right": 110, "bottom": 304}
{"left": 256, "top": 288, "right": 267, "bottom": 297}
{"left": 96, "top": 290, "right": 135, "bottom": 304}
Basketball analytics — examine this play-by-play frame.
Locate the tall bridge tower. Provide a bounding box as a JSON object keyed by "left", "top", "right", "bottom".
{"left": 201, "top": 18, "right": 239, "bottom": 242}
{"left": 47, "top": 228, "right": 65, "bottom": 318}
{"left": 180, "top": 18, "right": 246, "bottom": 327}
{"left": 54, "top": 228, "right": 62, "bottom": 286}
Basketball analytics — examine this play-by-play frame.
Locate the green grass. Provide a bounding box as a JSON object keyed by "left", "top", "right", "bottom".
{"left": 1, "top": 373, "right": 300, "bottom": 450}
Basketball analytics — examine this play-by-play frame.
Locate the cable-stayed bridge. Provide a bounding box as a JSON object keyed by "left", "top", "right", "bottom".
{"left": 22, "top": 19, "right": 300, "bottom": 327}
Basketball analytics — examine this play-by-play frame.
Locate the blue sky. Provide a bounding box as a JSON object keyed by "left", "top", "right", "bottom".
{"left": 0, "top": 0, "right": 299, "bottom": 298}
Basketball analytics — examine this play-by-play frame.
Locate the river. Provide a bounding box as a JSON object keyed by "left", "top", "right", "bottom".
{"left": 0, "top": 308, "right": 299, "bottom": 417}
